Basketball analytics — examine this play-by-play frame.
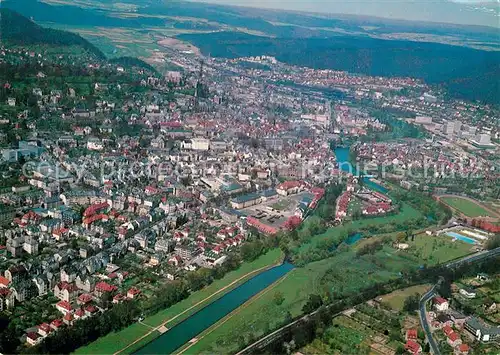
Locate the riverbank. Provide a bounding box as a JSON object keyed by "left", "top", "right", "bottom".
{"left": 183, "top": 229, "right": 475, "bottom": 354}
{"left": 175, "top": 272, "right": 292, "bottom": 354}
{"left": 74, "top": 249, "right": 284, "bottom": 355}
{"left": 135, "top": 262, "right": 294, "bottom": 354}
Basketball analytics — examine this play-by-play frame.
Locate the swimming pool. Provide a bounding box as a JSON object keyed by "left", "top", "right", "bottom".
{"left": 446, "top": 231, "right": 477, "bottom": 245}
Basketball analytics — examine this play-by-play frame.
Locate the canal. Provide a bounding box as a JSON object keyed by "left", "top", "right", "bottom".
{"left": 334, "top": 147, "right": 388, "bottom": 193}
{"left": 135, "top": 263, "right": 294, "bottom": 354}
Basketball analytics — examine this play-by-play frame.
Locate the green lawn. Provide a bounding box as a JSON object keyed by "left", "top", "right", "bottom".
{"left": 74, "top": 323, "right": 151, "bottom": 355}
{"left": 379, "top": 284, "right": 431, "bottom": 311}
{"left": 74, "top": 249, "right": 283, "bottom": 355}
{"left": 144, "top": 249, "right": 283, "bottom": 329}
{"left": 182, "top": 248, "right": 421, "bottom": 354}
{"left": 298, "top": 203, "right": 422, "bottom": 254}
{"left": 441, "top": 196, "right": 494, "bottom": 218}
{"left": 408, "top": 233, "right": 473, "bottom": 264}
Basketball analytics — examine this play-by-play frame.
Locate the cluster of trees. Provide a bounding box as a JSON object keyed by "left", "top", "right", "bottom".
{"left": 0, "top": 9, "right": 104, "bottom": 59}
{"left": 392, "top": 189, "right": 452, "bottom": 225}
{"left": 23, "top": 301, "right": 140, "bottom": 354}
{"left": 0, "top": 242, "right": 267, "bottom": 354}
{"left": 402, "top": 293, "right": 421, "bottom": 312}
{"left": 257, "top": 255, "right": 500, "bottom": 354}
{"left": 366, "top": 108, "right": 427, "bottom": 141}
{"left": 486, "top": 234, "right": 500, "bottom": 250}
{"left": 356, "top": 239, "right": 385, "bottom": 256}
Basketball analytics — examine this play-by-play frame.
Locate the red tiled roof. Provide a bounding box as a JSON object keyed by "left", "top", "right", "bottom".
{"left": 38, "top": 323, "right": 51, "bottom": 332}
{"left": 448, "top": 332, "right": 460, "bottom": 342}
{"left": 127, "top": 287, "right": 141, "bottom": 296}
{"left": 458, "top": 344, "right": 470, "bottom": 353}
{"left": 434, "top": 297, "right": 448, "bottom": 305}
{"left": 56, "top": 281, "right": 79, "bottom": 292}
{"left": 405, "top": 340, "right": 421, "bottom": 354}
{"left": 443, "top": 325, "right": 453, "bottom": 336}
{"left": 0, "top": 276, "right": 10, "bottom": 287}
{"left": 85, "top": 305, "right": 98, "bottom": 313}
{"left": 78, "top": 293, "right": 93, "bottom": 303}
{"left": 277, "top": 180, "right": 302, "bottom": 191}
{"left": 75, "top": 308, "right": 85, "bottom": 317}
{"left": 84, "top": 202, "right": 109, "bottom": 217}
{"left": 56, "top": 300, "right": 73, "bottom": 311}
{"left": 95, "top": 281, "right": 117, "bottom": 293}
{"left": 406, "top": 329, "right": 418, "bottom": 339}
{"left": 27, "top": 332, "right": 39, "bottom": 341}
{"left": 50, "top": 319, "right": 64, "bottom": 328}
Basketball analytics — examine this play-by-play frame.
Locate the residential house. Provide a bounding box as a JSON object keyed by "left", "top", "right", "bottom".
{"left": 54, "top": 282, "right": 79, "bottom": 302}
{"left": 55, "top": 300, "right": 73, "bottom": 315}
{"left": 127, "top": 287, "right": 141, "bottom": 299}
{"left": 404, "top": 340, "right": 422, "bottom": 354}
{"left": 94, "top": 281, "right": 117, "bottom": 298}
{"left": 433, "top": 297, "right": 449, "bottom": 312}
{"left": 447, "top": 332, "right": 462, "bottom": 348}
{"left": 37, "top": 323, "right": 52, "bottom": 337}
{"left": 465, "top": 317, "right": 500, "bottom": 342}
{"left": 26, "top": 332, "right": 42, "bottom": 346}
{"left": 76, "top": 275, "right": 95, "bottom": 293}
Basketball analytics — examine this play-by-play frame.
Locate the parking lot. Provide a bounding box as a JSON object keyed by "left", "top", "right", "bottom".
{"left": 241, "top": 191, "right": 314, "bottom": 229}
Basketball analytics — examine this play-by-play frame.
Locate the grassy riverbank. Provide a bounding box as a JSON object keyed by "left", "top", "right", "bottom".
{"left": 183, "top": 233, "right": 473, "bottom": 354}
{"left": 74, "top": 248, "right": 284, "bottom": 355}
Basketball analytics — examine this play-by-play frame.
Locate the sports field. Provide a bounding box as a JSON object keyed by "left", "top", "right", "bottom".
{"left": 440, "top": 196, "right": 495, "bottom": 218}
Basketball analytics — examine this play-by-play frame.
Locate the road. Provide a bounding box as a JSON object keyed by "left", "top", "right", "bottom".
{"left": 238, "top": 247, "right": 500, "bottom": 355}
{"left": 419, "top": 285, "right": 440, "bottom": 355}
{"left": 419, "top": 247, "right": 500, "bottom": 355}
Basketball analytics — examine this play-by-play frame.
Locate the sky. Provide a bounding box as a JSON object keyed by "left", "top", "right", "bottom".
{"left": 193, "top": 0, "right": 500, "bottom": 27}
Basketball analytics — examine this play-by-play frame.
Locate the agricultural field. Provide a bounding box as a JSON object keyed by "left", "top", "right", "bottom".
{"left": 302, "top": 302, "right": 409, "bottom": 355}
{"left": 75, "top": 249, "right": 284, "bottom": 355}
{"left": 301, "top": 316, "right": 374, "bottom": 354}
{"left": 440, "top": 196, "right": 496, "bottom": 218}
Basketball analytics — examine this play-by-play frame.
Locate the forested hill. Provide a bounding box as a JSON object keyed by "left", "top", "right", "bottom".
{"left": 109, "top": 57, "right": 158, "bottom": 74}
{"left": 178, "top": 31, "right": 500, "bottom": 105}
{"left": 0, "top": 8, "right": 105, "bottom": 59}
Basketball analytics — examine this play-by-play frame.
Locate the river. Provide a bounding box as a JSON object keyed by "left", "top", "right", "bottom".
{"left": 135, "top": 262, "right": 294, "bottom": 354}
{"left": 334, "top": 147, "right": 388, "bottom": 193}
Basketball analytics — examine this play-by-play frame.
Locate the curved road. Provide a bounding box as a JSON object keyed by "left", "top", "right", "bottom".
{"left": 419, "top": 247, "right": 500, "bottom": 355}
{"left": 419, "top": 285, "right": 440, "bottom": 355}
{"left": 238, "top": 247, "right": 500, "bottom": 355}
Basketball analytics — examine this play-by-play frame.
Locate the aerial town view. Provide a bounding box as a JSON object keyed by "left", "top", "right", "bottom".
{"left": 0, "top": 0, "right": 498, "bottom": 354}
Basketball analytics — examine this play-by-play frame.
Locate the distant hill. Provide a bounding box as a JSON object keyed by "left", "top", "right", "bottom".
{"left": 0, "top": 8, "right": 105, "bottom": 59}
{"left": 1, "top": 0, "right": 167, "bottom": 28}
{"left": 179, "top": 31, "right": 500, "bottom": 104}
